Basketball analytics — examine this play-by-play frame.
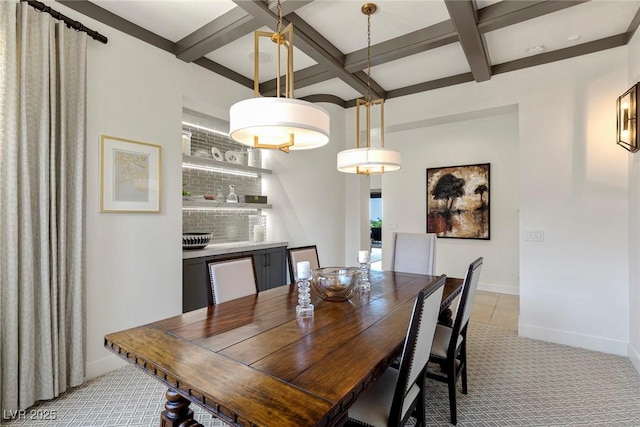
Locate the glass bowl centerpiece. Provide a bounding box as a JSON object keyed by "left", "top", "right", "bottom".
{"left": 311, "top": 267, "right": 360, "bottom": 302}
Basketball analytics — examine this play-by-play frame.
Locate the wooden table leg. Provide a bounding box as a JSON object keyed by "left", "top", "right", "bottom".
{"left": 160, "top": 388, "right": 203, "bottom": 427}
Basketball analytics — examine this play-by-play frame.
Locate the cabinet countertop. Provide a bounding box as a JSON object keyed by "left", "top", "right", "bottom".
{"left": 183, "top": 241, "right": 288, "bottom": 259}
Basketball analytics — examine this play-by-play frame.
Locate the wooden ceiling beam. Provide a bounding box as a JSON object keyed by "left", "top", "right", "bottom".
{"left": 491, "top": 34, "right": 626, "bottom": 76}
{"left": 477, "top": 0, "right": 589, "bottom": 34}
{"left": 175, "top": 8, "right": 260, "bottom": 62}
{"left": 58, "top": 0, "right": 174, "bottom": 52}
{"left": 175, "top": 1, "right": 313, "bottom": 63}
{"left": 344, "top": 1, "right": 588, "bottom": 75}
{"left": 444, "top": 0, "right": 491, "bottom": 82}
{"left": 344, "top": 20, "right": 457, "bottom": 74}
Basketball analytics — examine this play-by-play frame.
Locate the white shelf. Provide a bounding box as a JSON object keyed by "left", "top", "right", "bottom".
{"left": 183, "top": 199, "right": 272, "bottom": 210}
{"left": 181, "top": 154, "right": 271, "bottom": 175}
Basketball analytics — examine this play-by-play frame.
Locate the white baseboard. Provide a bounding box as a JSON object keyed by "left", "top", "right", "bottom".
{"left": 629, "top": 342, "right": 640, "bottom": 374}
{"left": 478, "top": 281, "right": 519, "bottom": 295}
{"left": 85, "top": 354, "right": 127, "bottom": 380}
{"left": 519, "top": 322, "right": 628, "bottom": 356}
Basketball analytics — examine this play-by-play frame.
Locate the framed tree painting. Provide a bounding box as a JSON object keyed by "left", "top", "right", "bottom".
{"left": 426, "top": 163, "right": 490, "bottom": 240}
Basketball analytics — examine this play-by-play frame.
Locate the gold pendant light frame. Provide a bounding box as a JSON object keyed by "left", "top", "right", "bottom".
{"left": 229, "top": 1, "right": 330, "bottom": 153}
{"left": 337, "top": 2, "right": 401, "bottom": 175}
{"left": 252, "top": 24, "right": 294, "bottom": 152}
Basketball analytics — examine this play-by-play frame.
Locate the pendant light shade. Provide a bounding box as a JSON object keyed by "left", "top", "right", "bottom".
{"left": 337, "top": 147, "right": 401, "bottom": 174}
{"left": 337, "top": 3, "right": 401, "bottom": 175}
{"left": 230, "top": 97, "right": 330, "bottom": 150}
{"left": 228, "top": 1, "right": 330, "bottom": 153}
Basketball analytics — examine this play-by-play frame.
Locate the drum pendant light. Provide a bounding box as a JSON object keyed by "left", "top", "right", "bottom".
{"left": 337, "top": 3, "right": 401, "bottom": 174}
{"left": 229, "top": 0, "right": 330, "bottom": 153}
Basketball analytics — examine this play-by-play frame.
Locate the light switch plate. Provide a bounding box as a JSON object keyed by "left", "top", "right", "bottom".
{"left": 524, "top": 230, "right": 544, "bottom": 242}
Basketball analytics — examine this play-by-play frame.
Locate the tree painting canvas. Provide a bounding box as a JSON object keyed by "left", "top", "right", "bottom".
{"left": 426, "top": 163, "right": 490, "bottom": 240}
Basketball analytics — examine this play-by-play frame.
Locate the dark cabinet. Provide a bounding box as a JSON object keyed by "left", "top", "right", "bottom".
{"left": 182, "top": 255, "right": 216, "bottom": 312}
{"left": 244, "top": 246, "right": 287, "bottom": 292}
{"left": 182, "top": 245, "right": 287, "bottom": 313}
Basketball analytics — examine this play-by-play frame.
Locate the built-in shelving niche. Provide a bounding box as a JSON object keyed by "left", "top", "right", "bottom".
{"left": 181, "top": 109, "right": 268, "bottom": 244}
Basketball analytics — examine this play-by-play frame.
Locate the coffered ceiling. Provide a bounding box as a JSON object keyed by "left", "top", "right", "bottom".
{"left": 58, "top": 0, "right": 640, "bottom": 107}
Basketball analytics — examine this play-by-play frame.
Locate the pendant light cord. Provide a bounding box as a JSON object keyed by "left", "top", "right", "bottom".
{"left": 276, "top": 0, "right": 283, "bottom": 34}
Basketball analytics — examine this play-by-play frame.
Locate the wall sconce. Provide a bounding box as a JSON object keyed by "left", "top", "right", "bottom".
{"left": 617, "top": 83, "right": 639, "bottom": 152}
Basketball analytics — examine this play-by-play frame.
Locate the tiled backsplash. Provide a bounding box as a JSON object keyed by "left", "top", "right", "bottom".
{"left": 182, "top": 114, "right": 265, "bottom": 243}
{"left": 183, "top": 166, "right": 260, "bottom": 200}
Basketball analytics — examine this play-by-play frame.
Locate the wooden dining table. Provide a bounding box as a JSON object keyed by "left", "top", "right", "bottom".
{"left": 104, "top": 271, "right": 464, "bottom": 427}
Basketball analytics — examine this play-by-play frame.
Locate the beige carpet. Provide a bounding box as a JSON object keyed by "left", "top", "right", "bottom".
{"left": 2, "top": 322, "right": 639, "bottom": 427}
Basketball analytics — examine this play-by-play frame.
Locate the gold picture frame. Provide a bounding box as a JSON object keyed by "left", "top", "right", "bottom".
{"left": 100, "top": 135, "right": 161, "bottom": 213}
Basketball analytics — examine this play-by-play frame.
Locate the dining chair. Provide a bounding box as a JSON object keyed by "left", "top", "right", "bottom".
{"left": 346, "top": 275, "right": 446, "bottom": 427}
{"left": 206, "top": 255, "right": 258, "bottom": 304}
{"left": 427, "top": 257, "right": 483, "bottom": 425}
{"left": 389, "top": 232, "right": 437, "bottom": 275}
{"left": 287, "top": 245, "right": 320, "bottom": 281}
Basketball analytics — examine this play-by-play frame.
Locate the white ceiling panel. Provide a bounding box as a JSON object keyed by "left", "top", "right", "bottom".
{"left": 296, "top": 0, "right": 451, "bottom": 54}
{"left": 485, "top": 0, "right": 640, "bottom": 65}
{"left": 93, "top": 0, "right": 236, "bottom": 42}
{"left": 294, "top": 77, "right": 362, "bottom": 100}
{"left": 205, "top": 26, "right": 318, "bottom": 81}
{"left": 370, "top": 43, "right": 470, "bottom": 91}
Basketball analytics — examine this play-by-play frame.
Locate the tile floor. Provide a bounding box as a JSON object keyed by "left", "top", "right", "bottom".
{"left": 470, "top": 290, "right": 519, "bottom": 331}
{"left": 369, "top": 247, "right": 519, "bottom": 332}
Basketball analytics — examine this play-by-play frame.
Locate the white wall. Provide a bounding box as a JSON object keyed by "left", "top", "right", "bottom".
{"left": 266, "top": 103, "right": 347, "bottom": 274}
{"left": 362, "top": 48, "right": 630, "bottom": 356}
{"left": 627, "top": 29, "right": 640, "bottom": 372}
{"left": 48, "top": 1, "right": 283, "bottom": 378}
{"left": 517, "top": 55, "right": 629, "bottom": 355}
{"left": 84, "top": 18, "right": 182, "bottom": 377}
{"left": 67, "top": 0, "right": 351, "bottom": 375}
{"left": 381, "top": 107, "right": 520, "bottom": 294}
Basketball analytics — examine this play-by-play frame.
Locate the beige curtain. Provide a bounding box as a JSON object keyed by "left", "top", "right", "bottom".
{"left": 0, "top": 0, "right": 87, "bottom": 412}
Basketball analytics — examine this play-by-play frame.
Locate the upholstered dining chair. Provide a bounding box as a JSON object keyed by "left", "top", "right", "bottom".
{"left": 427, "top": 257, "right": 483, "bottom": 425}
{"left": 346, "top": 275, "right": 446, "bottom": 427}
{"left": 287, "top": 245, "right": 320, "bottom": 281}
{"left": 389, "top": 232, "right": 437, "bottom": 275}
{"left": 206, "top": 255, "right": 258, "bottom": 304}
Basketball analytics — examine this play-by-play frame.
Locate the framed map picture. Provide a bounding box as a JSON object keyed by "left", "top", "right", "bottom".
{"left": 426, "top": 163, "right": 489, "bottom": 240}
{"left": 100, "top": 135, "right": 161, "bottom": 213}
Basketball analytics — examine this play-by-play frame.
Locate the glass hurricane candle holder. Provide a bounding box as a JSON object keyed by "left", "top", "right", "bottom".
{"left": 296, "top": 261, "right": 314, "bottom": 317}
{"left": 358, "top": 250, "right": 371, "bottom": 292}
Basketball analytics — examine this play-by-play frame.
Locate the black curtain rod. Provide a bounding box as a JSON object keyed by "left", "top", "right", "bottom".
{"left": 22, "top": 0, "right": 108, "bottom": 44}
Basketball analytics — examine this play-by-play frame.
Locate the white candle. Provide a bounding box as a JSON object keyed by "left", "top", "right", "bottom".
{"left": 297, "top": 261, "right": 311, "bottom": 280}
{"left": 358, "top": 250, "right": 370, "bottom": 263}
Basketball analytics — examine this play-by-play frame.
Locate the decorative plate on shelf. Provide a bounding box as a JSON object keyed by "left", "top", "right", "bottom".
{"left": 211, "top": 147, "right": 223, "bottom": 162}
{"left": 225, "top": 150, "right": 244, "bottom": 164}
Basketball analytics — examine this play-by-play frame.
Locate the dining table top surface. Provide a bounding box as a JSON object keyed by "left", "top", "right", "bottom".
{"left": 104, "top": 271, "right": 463, "bottom": 427}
